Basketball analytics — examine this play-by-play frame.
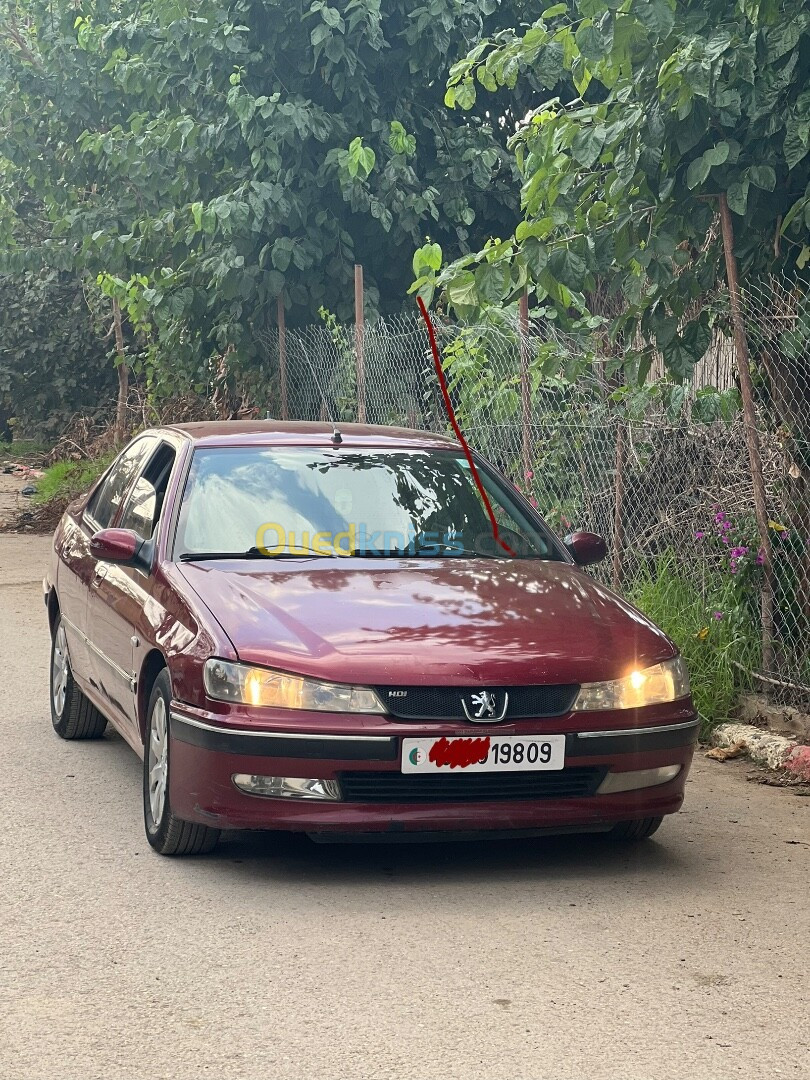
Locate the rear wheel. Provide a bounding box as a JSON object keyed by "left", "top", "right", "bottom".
{"left": 609, "top": 816, "right": 664, "bottom": 842}
{"left": 50, "top": 614, "right": 107, "bottom": 739}
{"left": 143, "top": 669, "right": 220, "bottom": 856}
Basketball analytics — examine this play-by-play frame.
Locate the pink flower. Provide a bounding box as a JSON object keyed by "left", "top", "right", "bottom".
{"left": 529, "top": 496, "right": 539, "bottom": 508}
{"left": 714, "top": 611, "right": 724, "bottom": 619}
{"left": 721, "top": 535, "right": 730, "bottom": 544}
{"left": 756, "top": 549, "right": 766, "bottom": 565}
{"left": 694, "top": 531, "right": 706, "bottom": 540}
{"left": 525, "top": 470, "right": 534, "bottom": 480}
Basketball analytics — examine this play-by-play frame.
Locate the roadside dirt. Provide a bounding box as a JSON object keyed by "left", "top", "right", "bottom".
{"left": 0, "top": 467, "right": 26, "bottom": 528}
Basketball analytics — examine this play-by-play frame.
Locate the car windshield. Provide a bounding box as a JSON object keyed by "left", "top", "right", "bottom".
{"left": 173, "top": 447, "right": 563, "bottom": 561}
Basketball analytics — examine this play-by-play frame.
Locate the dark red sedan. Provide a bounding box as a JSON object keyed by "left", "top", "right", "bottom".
{"left": 45, "top": 421, "right": 696, "bottom": 855}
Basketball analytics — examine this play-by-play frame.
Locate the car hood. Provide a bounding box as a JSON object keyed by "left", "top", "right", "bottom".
{"left": 178, "top": 558, "right": 675, "bottom": 687}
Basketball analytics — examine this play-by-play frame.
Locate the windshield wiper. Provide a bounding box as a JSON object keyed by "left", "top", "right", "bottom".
{"left": 178, "top": 546, "right": 348, "bottom": 562}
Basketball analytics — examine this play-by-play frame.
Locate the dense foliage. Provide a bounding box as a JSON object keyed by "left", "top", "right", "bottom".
{"left": 426, "top": 0, "right": 810, "bottom": 382}
{"left": 0, "top": 270, "right": 115, "bottom": 437}
{"left": 0, "top": 0, "right": 543, "bottom": 400}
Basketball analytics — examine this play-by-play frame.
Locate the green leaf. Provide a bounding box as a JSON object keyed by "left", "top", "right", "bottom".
{"left": 541, "top": 4, "right": 568, "bottom": 16}
{"left": 548, "top": 246, "right": 587, "bottom": 290}
{"left": 686, "top": 155, "right": 710, "bottom": 189}
{"left": 631, "top": 0, "right": 674, "bottom": 39}
{"left": 784, "top": 116, "right": 810, "bottom": 170}
{"left": 748, "top": 165, "right": 776, "bottom": 191}
{"left": 726, "top": 177, "right": 750, "bottom": 216}
{"left": 704, "top": 141, "right": 730, "bottom": 167}
{"left": 191, "top": 202, "right": 203, "bottom": 231}
{"left": 522, "top": 237, "right": 549, "bottom": 278}
{"left": 271, "top": 237, "right": 294, "bottom": 272}
{"left": 320, "top": 6, "right": 344, "bottom": 30}
{"left": 446, "top": 272, "right": 479, "bottom": 309}
{"left": 571, "top": 124, "right": 607, "bottom": 167}
{"left": 574, "top": 22, "right": 608, "bottom": 62}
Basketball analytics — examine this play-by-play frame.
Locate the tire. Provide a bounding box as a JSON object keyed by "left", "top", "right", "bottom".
{"left": 50, "top": 613, "right": 108, "bottom": 739}
{"left": 143, "top": 669, "right": 220, "bottom": 856}
{"left": 609, "top": 816, "right": 664, "bottom": 842}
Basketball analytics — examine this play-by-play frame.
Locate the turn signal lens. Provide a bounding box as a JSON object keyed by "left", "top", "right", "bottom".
{"left": 573, "top": 657, "right": 690, "bottom": 712}
{"left": 204, "top": 658, "right": 385, "bottom": 714}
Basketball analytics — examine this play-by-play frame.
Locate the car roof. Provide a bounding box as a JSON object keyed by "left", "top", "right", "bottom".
{"left": 163, "top": 419, "right": 458, "bottom": 450}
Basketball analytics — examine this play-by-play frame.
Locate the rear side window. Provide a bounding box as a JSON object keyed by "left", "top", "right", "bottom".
{"left": 87, "top": 437, "right": 156, "bottom": 529}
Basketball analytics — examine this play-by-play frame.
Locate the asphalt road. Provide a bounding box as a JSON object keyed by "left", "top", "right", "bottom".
{"left": 1, "top": 533, "right": 808, "bottom": 1080}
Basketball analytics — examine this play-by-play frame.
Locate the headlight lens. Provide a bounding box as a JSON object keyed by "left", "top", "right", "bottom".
{"left": 204, "top": 659, "right": 385, "bottom": 713}
{"left": 573, "top": 656, "right": 690, "bottom": 711}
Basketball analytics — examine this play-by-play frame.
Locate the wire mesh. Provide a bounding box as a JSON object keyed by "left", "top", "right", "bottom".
{"left": 251, "top": 277, "right": 810, "bottom": 709}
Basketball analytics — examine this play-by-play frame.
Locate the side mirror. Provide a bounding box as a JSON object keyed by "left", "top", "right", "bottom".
{"left": 564, "top": 530, "right": 608, "bottom": 567}
{"left": 91, "top": 528, "right": 147, "bottom": 568}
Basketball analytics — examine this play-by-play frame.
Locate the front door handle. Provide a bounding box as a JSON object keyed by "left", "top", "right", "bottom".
{"left": 91, "top": 566, "right": 108, "bottom": 588}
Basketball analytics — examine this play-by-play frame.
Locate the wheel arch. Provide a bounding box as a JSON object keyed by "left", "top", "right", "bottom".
{"left": 137, "top": 649, "right": 169, "bottom": 743}
{"left": 46, "top": 588, "right": 60, "bottom": 637}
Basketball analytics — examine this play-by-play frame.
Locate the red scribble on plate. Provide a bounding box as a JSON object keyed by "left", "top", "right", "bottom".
{"left": 416, "top": 296, "right": 516, "bottom": 558}
{"left": 428, "top": 736, "right": 491, "bottom": 769}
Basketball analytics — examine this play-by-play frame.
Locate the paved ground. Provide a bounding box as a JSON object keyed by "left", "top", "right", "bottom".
{"left": 1, "top": 531, "right": 808, "bottom": 1080}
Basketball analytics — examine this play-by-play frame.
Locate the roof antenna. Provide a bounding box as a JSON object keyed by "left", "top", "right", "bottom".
{"left": 331, "top": 426, "right": 343, "bottom": 446}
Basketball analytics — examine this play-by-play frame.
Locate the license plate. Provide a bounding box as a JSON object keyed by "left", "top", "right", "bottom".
{"left": 401, "top": 734, "right": 565, "bottom": 774}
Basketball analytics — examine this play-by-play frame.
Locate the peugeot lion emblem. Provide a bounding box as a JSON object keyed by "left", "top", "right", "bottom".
{"left": 462, "top": 689, "right": 509, "bottom": 722}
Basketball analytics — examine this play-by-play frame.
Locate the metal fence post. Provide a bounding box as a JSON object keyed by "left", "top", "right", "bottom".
{"left": 354, "top": 263, "right": 367, "bottom": 423}
{"left": 277, "top": 293, "right": 289, "bottom": 421}
{"left": 519, "top": 291, "right": 532, "bottom": 480}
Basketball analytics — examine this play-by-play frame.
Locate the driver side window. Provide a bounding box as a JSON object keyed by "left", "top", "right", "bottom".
{"left": 117, "top": 442, "right": 176, "bottom": 541}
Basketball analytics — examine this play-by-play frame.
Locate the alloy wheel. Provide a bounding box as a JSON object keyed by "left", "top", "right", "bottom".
{"left": 52, "top": 622, "right": 69, "bottom": 718}
{"left": 147, "top": 696, "right": 169, "bottom": 827}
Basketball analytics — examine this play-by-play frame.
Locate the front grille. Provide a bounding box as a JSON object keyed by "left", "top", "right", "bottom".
{"left": 376, "top": 684, "right": 579, "bottom": 721}
{"left": 338, "top": 768, "right": 606, "bottom": 803}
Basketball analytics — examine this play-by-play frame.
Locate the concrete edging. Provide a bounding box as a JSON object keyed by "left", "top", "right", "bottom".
{"left": 711, "top": 722, "right": 810, "bottom": 782}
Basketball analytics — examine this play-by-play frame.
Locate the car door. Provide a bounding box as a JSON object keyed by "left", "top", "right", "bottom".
{"left": 85, "top": 439, "right": 177, "bottom": 744}
{"left": 59, "top": 435, "right": 157, "bottom": 697}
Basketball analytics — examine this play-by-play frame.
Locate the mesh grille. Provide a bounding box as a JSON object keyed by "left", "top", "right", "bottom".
{"left": 376, "top": 684, "right": 579, "bottom": 720}
{"left": 339, "top": 768, "right": 606, "bottom": 803}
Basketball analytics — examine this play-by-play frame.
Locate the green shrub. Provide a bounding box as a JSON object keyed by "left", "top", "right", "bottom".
{"left": 33, "top": 454, "right": 114, "bottom": 507}
{"left": 626, "top": 552, "right": 760, "bottom": 732}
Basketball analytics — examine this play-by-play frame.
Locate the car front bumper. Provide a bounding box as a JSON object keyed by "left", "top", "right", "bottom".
{"left": 167, "top": 700, "right": 698, "bottom": 837}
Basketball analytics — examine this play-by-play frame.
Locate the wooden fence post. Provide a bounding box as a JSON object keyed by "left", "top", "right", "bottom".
{"left": 354, "top": 263, "right": 367, "bottom": 423}
{"left": 112, "top": 298, "right": 128, "bottom": 445}
{"left": 719, "top": 192, "right": 774, "bottom": 671}
{"left": 519, "top": 291, "right": 532, "bottom": 480}
{"left": 277, "top": 293, "right": 289, "bottom": 421}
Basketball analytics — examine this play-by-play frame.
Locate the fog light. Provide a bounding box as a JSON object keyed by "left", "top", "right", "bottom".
{"left": 597, "top": 765, "right": 681, "bottom": 795}
{"left": 232, "top": 775, "right": 342, "bottom": 800}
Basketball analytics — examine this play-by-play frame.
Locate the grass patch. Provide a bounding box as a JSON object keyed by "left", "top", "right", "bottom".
{"left": 0, "top": 439, "right": 48, "bottom": 458}
{"left": 32, "top": 453, "right": 114, "bottom": 506}
{"left": 626, "top": 553, "right": 760, "bottom": 733}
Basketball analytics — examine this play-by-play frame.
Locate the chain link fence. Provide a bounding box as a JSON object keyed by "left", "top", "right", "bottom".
{"left": 252, "top": 276, "right": 810, "bottom": 713}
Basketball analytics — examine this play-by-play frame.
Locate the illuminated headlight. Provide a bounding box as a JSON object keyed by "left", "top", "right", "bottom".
{"left": 573, "top": 657, "right": 690, "bottom": 712}
{"left": 204, "top": 659, "right": 385, "bottom": 713}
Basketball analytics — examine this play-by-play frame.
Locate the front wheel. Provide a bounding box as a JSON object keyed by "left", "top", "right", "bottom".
{"left": 50, "top": 613, "right": 107, "bottom": 740}
{"left": 143, "top": 669, "right": 220, "bottom": 856}
{"left": 609, "top": 816, "right": 664, "bottom": 842}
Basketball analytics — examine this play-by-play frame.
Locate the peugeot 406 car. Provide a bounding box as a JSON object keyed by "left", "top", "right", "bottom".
{"left": 45, "top": 421, "right": 697, "bottom": 855}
